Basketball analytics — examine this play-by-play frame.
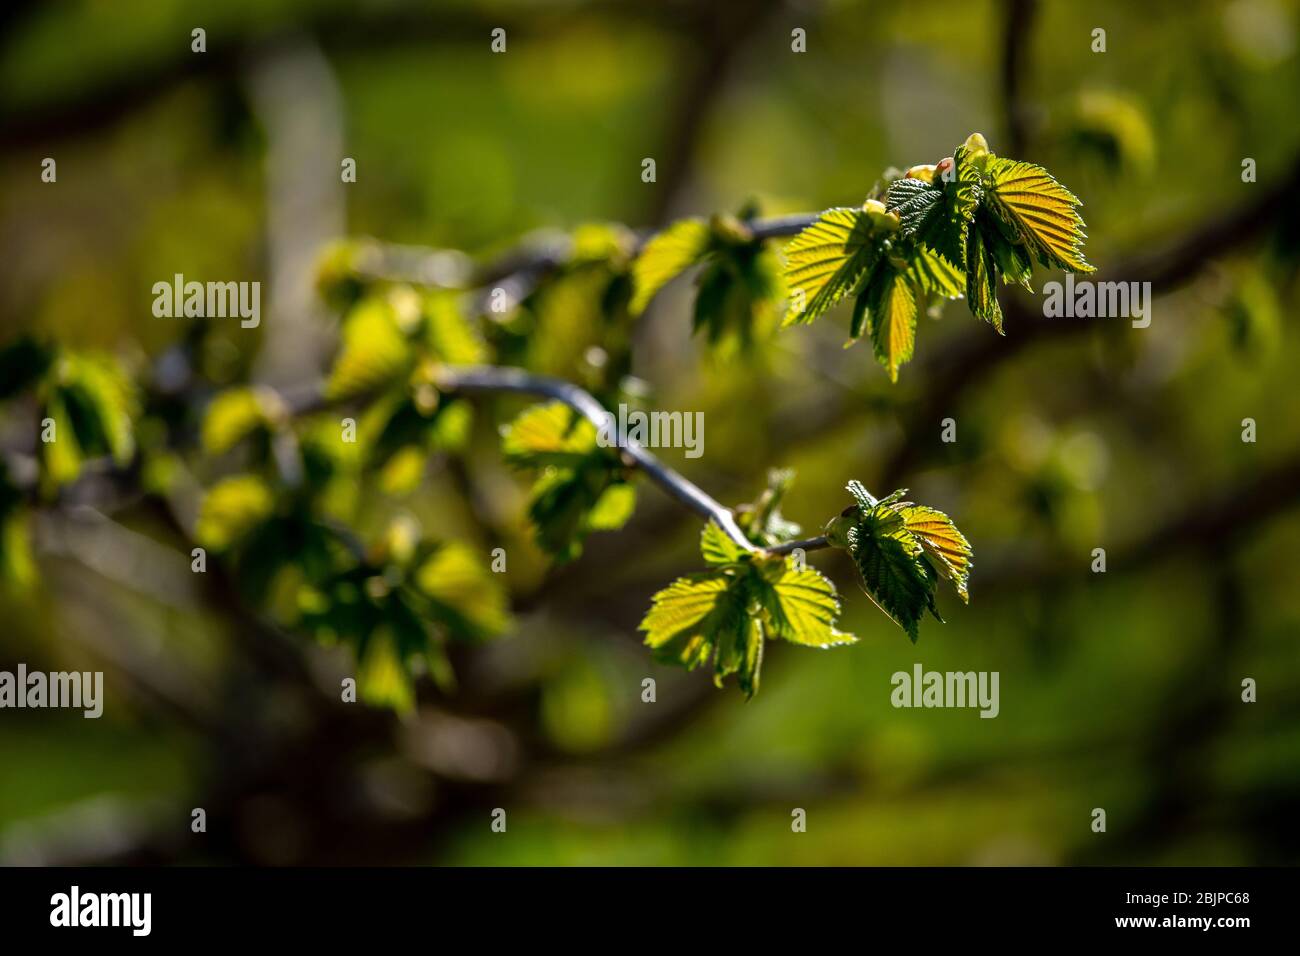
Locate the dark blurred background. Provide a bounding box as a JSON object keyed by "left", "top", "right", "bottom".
{"left": 1, "top": 0, "right": 1298, "bottom": 865}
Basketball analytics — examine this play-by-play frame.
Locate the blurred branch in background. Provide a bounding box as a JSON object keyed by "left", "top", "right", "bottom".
{"left": 999, "top": 0, "right": 1038, "bottom": 156}
{"left": 244, "top": 37, "right": 344, "bottom": 389}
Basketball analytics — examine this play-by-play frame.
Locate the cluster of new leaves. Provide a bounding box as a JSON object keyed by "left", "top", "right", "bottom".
{"left": 321, "top": 286, "right": 486, "bottom": 494}
{"left": 640, "top": 519, "right": 854, "bottom": 699}
{"left": 295, "top": 520, "right": 507, "bottom": 711}
{"left": 629, "top": 205, "right": 784, "bottom": 351}
{"left": 33, "top": 347, "right": 138, "bottom": 493}
{"left": 0, "top": 338, "right": 138, "bottom": 589}
{"left": 0, "top": 149, "right": 1005, "bottom": 710}
{"left": 500, "top": 401, "right": 635, "bottom": 561}
{"left": 784, "top": 132, "right": 1093, "bottom": 379}
{"left": 193, "top": 287, "right": 510, "bottom": 709}
{"left": 824, "top": 481, "right": 973, "bottom": 643}
{"left": 487, "top": 224, "right": 640, "bottom": 394}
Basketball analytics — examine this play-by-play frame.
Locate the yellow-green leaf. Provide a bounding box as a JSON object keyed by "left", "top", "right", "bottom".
{"left": 501, "top": 401, "right": 599, "bottom": 469}
{"left": 587, "top": 481, "right": 636, "bottom": 531}
{"left": 965, "top": 224, "right": 1003, "bottom": 331}
{"left": 700, "top": 520, "right": 745, "bottom": 566}
{"left": 423, "top": 291, "right": 487, "bottom": 365}
{"left": 357, "top": 629, "right": 415, "bottom": 713}
{"left": 847, "top": 507, "right": 939, "bottom": 643}
{"left": 906, "top": 245, "right": 965, "bottom": 299}
{"left": 195, "top": 474, "right": 275, "bottom": 550}
{"left": 760, "top": 560, "right": 856, "bottom": 648}
{"left": 868, "top": 271, "right": 918, "bottom": 383}
{"left": 630, "top": 218, "right": 713, "bottom": 315}
{"left": 781, "top": 207, "right": 878, "bottom": 325}
{"left": 202, "top": 386, "right": 282, "bottom": 456}
{"left": 414, "top": 541, "right": 509, "bottom": 638}
{"left": 897, "top": 504, "right": 973, "bottom": 602}
{"left": 984, "top": 157, "right": 1094, "bottom": 273}
{"left": 640, "top": 572, "right": 741, "bottom": 669}
{"left": 326, "top": 298, "right": 411, "bottom": 400}
{"left": 40, "top": 392, "right": 83, "bottom": 488}
{"left": 0, "top": 509, "right": 35, "bottom": 589}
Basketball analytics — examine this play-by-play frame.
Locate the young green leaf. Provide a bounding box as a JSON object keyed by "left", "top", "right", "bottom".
{"left": 782, "top": 207, "right": 879, "bottom": 325}
{"left": 39, "top": 352, "right": 139, "bottom": 489}
{"left": 964, "top": 221, "right": 1003, "bottom": 331}
{"left": 983, "top": 156, "right": 1094, "bottom": 274}
{"left": 828, "top": 481, "right": 973, "bottom": 643}
{"left": 326, "top": 298, "right": 412, "bottom": 401}
{"left": 885, "top": 175, "right": 966, "bottom": 269}
{"left": 885, "top": 176, "right": 944, "bottom": 242}
{"left": 195, "top": 474, "right": 276, "bottom": 550}
{"left": 502, "top": 402, "right": 633, "bottom": 561}
{"left": 39, "top": 391, "right": 83, "bottom": 488}
{"left": 413, "top": 540, "right": 510, "bottom": 638}
{"left": 640, "top": 571, "right": 740, "bottom": 671}
{"left": 866, "top": 270, "right": 919, "bottom": 383}
{"left": 586, "top": 481, "right": 637, "bottom": 531}
{"left": 630, "top": 218, "right": 713, "bottom": 315}
{"left": 423, "top": 291, "right": 488, "bottom": 365}
{"left": 356, "top": 628, "right": 416, "bottom": 713}
{"left": 501, "top": 401, "right": 600, "bottom": 469}
{"left": 906, "top": 244, "right": 965, "bottom": 299}
{"left": 202, "top": 386, "right": 284, "bottom": 456}
{"left": 0, "top": 467, "right": 35, "bottom": 590}
{"left": 846, "top": 479, "right": 877, "bottom": 512}
{"left": 847, "top": 507, "right": 940, "bottom": 643}
{"left": 642, "top": 509, "right": 856, "bottom": 697}
{"left": 700, "top": 519, "right": 746, "bottom": 565}
{"left": 757, "top": 560, "right": 856, "bottom": 648}
{"left": 692, "top": 243, "right": 783, "bottom": 350}
{"left": 896, "top": 504, "right": 973, "bottom": 603}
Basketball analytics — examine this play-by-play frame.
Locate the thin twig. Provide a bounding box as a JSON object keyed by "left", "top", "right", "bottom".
{"left": 433, "top": 364, "right": 833, "bottom": 557}
{"left": 767, "top": 535, "right": 830, "bottom": 556}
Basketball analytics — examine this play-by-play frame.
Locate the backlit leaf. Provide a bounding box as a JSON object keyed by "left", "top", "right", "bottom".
{"left": 759, "top": 560, "right": 856, "bottom": 648}
{"left": 964, "top": 223, "right": 1003, "bottom": 331}
{"left": 906, "top": 244, "right": 965, "bottom": 299}
{"left": 357, "top": 628, "right": 415, "bottom": 713}
{"left": 501, "top": 401, "right": 599, "bottom": 469}
{"left": 195, "top": 474, "right": 275, "bottom": 550}
{"left": 984, "top": 156, "right": 1094, "bottom": 273}
{"left": 782, "top": 207, "right": 878, "bottom": 325}
{"left": 640, "top": 572, "right": 739, "bottom": 670}
{"left": 587, "top": 481, "right": 637, "bottom": 531}
{"left": 202, "top": 386, "right": 282, "bottom": 456}
{"left": 866, "top": 270, "right": 918, "bottom": 382}
{"left": 630, "top": 218, "right": 713, "bottom": 315}
{"left": 423, "top": 291, "right": 488, "bottom": 365}
{"left": 848, "top": 507, "right": 940, "bottom": 643}
{"left": 413, "top": 540, "right": 509, "bottom": 638}
{"left": 326, "top": 298, "right": 411, "bottom": 400}
{"left": 700, "top": 519, "right": 745, "bottom": 565}
{"left": 896, "top": 503, "right": 973, "bottom": 602}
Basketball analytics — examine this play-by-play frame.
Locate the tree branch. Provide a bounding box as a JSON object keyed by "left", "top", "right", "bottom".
{"left": 431, "top": 364, "right": 832, "bottom": 557}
